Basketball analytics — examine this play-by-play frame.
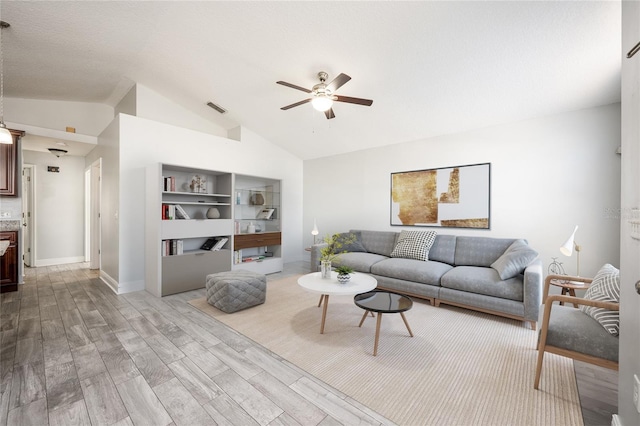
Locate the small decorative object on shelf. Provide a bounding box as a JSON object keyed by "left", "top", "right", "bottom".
{"left": 247, "top": 222, "right": 256, "bottom": 234}
{"left": 335, "top": 265, "right": 354, "bottom": 284}
{"left": 206, "top": 207, "right": 220, "bottom": 219}
{"left": 250, "top": 191, "right": 265, "bottom": 205}
{"left": 548, "top": 257, "right": 567, "bottom": 276}
{"left": 190, "top": 175, "right": 207, "bottom": 193}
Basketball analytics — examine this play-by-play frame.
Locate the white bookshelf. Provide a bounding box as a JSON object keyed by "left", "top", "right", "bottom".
{"left": 145, "top": 163, "right": 233, "bottom": 296}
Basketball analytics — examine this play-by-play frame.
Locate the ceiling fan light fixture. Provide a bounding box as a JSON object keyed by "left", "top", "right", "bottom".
{"left": 311, "top": 95, "right": 333, "bottom": 112}
{"left": 48, "top": 148, "right": 68, "bottom": 157}
{"left": 0, "top": 123, "right": 11, "bottom": 144}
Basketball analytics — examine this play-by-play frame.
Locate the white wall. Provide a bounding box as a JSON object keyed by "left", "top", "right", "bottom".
{"left": 304, "top": 103, "right": 621, "bottom": 279}
{"left": 134, "top": 85, "right": 228, "bottom": 138}
{"left": 22, "top": 150, "right": 86, "bottom": 266}
{"left": 6, "top": 98, "right": 114, "bottom": 136}
{"left": 117, "top": 114, "right": 303, "bottom": 293}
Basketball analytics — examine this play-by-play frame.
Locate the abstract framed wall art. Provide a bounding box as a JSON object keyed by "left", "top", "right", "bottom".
{"left": 390, "top": 163, "right": 491, "bottom": 229}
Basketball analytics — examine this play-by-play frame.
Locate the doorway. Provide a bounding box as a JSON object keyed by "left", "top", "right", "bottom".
{"left": 86, "top": 159, "right": 101, "bottom": 270}
{"left": 21, "top": 164, "right": 34, "bottom": 267}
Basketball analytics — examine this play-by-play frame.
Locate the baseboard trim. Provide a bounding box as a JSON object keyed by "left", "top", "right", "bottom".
{"left": 34, "top": 256, "right": 85, "bottom": 267}
{"left": 99, "top": 270, "right": 119, "bottom": 294}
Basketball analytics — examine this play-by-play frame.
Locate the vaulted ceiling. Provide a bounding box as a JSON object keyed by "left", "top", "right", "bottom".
{"left": 2, "top": 1, "right": 621, "bottom": 160}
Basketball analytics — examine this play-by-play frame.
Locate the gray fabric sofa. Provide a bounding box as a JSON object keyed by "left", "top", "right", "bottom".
{"left": 310, "top": 229, "right": 543, "bottom": 329}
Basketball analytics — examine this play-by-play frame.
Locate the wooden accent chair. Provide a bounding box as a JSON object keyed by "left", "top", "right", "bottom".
{"left": 534, "top": 274, "right": 619, "bottom": 389}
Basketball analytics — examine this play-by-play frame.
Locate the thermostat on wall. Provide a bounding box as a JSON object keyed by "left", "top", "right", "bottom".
{"left": 47, "top": 166, "right": 60, "bottom": 173}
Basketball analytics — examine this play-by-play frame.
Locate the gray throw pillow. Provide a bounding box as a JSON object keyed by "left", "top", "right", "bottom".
{"left": 335, "top": 232, "right": 367, "bottom": 253}
{"left": 490, "top": 239, "right": 538, "bottom": 280}
{"left": 580, "top": 263, "right": 620, "bottom": 336}
{"left": 390, "top": 230, "right": 437, "bottom": 261}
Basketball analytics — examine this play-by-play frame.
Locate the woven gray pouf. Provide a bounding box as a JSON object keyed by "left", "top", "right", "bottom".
{"left": 205, "top": 270, "right": 266, "bottom": 313}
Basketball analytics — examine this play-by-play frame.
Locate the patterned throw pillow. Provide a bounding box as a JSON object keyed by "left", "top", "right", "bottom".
{"left": 390, "top": 230, "right": 437, "bottom": 261}
{"left": 580, "top": 263, "right": 620, "bottom": 336}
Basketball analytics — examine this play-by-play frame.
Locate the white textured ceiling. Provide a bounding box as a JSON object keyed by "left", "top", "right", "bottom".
{"left": 2, "top": 1, "right": 621, "bottom": 160}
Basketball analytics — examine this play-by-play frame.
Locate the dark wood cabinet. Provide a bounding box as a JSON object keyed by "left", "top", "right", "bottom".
{"left": 234, "top": 232, "right": 281, "bottom": 250}
{"left": 0, "top": 231, "right": 18, "bottom": 292}
{"left": 0, "top": 130, "right": 24, "bottom": 197}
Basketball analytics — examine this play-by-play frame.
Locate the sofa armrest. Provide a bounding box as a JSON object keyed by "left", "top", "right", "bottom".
{"left": 310, "top": 243, "right": 328, "bottom": 272}
{"left": 523, "top": 259, "right": 543, "bottom": 323}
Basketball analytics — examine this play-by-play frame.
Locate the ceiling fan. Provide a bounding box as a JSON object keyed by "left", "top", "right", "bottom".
{"left": 277, "top": 71, "right": 373, "bottom": 119}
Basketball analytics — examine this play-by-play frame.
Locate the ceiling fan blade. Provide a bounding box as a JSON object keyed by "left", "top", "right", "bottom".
{"left": 276, "top": 81, "right": 312, "bottom": 93}
{"left": 326, "top": 73, "right": 351, "bottom": 92}
{"left": 280, "top": 98, "right": 312, "bottom": 110}
{"left": 334, "top": 95, "right": 373, "bottom": 106}
{"left": 324, "top": 108, "right": 335, "bottom": 119}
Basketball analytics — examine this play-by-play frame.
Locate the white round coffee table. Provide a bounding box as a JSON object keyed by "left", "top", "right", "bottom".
{"left": 298, "top": 271, "right": 377, "bottom": 334}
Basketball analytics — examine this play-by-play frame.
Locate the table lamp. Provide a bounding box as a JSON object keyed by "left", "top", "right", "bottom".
{"left": 311, "top": 219, "right": 319, "bottom": 244}
{"left": 560, "top": 225, "right": 581, "bottom": 276}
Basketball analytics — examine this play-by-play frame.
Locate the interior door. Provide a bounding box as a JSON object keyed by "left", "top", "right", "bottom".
{"left": 620, "top": 2, "right": 640, "bottom": 424}
{"left": 89, "top": 159, "right": 101, "bottom": 270}
{"left": 21, "top": 165, "right": 33, "bottom": 267}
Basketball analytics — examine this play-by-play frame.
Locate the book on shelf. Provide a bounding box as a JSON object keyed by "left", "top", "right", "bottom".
{"left": 162, "top": 204, "right": 176, "bottom": 220}
{"left": 242, "top": 255, "right": 265, "bottom": 262}
{"left": 162, "top": 239, "right": 184, "bottom": 256}
{"left": 256, "top": 208, "right": 275, "bottom": 220}
{"left": 163, "top": 176, "right": 176, "bottom": 192}
{"left": 212, "top": 237, "right": 228, "bottom": 251}
{"left": 174, "top": 204, "right": 190, "bottom": 219}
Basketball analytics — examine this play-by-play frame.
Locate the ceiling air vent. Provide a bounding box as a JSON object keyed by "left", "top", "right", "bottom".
{"left": 206, "top": 101, "right": 227, "bottom": 114}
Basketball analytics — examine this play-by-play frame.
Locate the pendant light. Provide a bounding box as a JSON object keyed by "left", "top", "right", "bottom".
{"left": 0, "top": 21, "right": 12, "bottom": 144}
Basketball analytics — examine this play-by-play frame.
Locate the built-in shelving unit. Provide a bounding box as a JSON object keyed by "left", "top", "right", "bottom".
{"left": 145, "top": 163, "right": 233, "bottom": 296}
{"left": 233, "top": 174, "right": 283, "bottom": 274}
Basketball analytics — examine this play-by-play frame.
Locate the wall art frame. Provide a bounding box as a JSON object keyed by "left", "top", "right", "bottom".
{"left": 390, "top": 162, "right": 491, "bottom": 229}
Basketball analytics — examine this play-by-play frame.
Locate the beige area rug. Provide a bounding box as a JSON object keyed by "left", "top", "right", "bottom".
{"left": 190, "top": 275, "right": 582, "bottom": 426}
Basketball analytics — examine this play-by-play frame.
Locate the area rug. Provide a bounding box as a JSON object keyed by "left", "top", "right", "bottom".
{"left": 189, "top": 275, "right": 582, "bottom": 426}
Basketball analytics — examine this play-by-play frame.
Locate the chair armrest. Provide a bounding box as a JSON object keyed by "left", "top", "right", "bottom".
{"left": 543, "top": 274, "right": 593, "bottom": 301}
{"left": 545, "top": 294, "right": 619, "bottom": 312}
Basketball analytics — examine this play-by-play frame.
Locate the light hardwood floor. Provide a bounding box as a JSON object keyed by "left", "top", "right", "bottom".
{"left": 0, "top": 262, "right": 617, "bottom": 426}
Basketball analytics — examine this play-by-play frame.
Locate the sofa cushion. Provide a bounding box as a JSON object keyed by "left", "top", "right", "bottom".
{"left": 428, "top": 235, "right": 457, "bottom": 265}
{"left": 580, "top": 263, "right": 620, "bottom": 336}
{"left": 335, "top": 231, "right": 367, "bottom": 253}
{"left": 441, "top": 266, "right": 524, "bottom": 302}
{"left": 351, "top": 229, "right": 398, "bottom": 257}
{"left": 390, "top": 230, "right": 437, "bottom": 261}
{"left": 454, "top": 237, "right": 517, "bottom": 267}
{"left": 371, "top": 257, "right": 452, "bottom": 286}
{"left": 333, "top": 252, "right": 389, "bottom": 273}
{"left": 490, "top": 239, "right": 539, "bottom": 280}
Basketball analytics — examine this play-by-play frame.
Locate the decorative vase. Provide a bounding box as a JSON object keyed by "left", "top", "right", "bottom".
{"left": 321, "top": 260, "right": 332, "bottom": 279}
{"left": 247, "top": 222, "right": 256, "bottom": 233}
{"left": 206, "top": 207, "right": 220, "bottom": 219}
{"left": 337, "top": 273, "right": 350, "bottom": 284}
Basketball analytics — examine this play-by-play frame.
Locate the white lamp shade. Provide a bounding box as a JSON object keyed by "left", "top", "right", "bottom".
{"left": 0, "top": 125, "right": 11, "bottom": 144}
{"left": 311, "top": 96, "right": 333, "bottom": 112}
{"left": 311, "top": 219, "right": 319, "bottom": 236}
{"left": 560, "top": 225, "right": 578, "bottom": 256}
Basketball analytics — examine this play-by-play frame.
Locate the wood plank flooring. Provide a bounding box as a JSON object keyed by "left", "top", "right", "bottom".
{"left": 0, "top": 261, "right": 618, "bottom": 425}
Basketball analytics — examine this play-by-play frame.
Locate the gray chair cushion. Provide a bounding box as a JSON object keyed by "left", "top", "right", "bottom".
{"left": 371, "top": 257, "right": 452, "bottom": 286}
{"left": 542, "top": 304, "right": 619, "bottom": 362}
{"left": 334, "top": 231, "right": 367, "bottom": 253}
{"left": 441, "top": 266, "right": 524, "bottom": 301}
